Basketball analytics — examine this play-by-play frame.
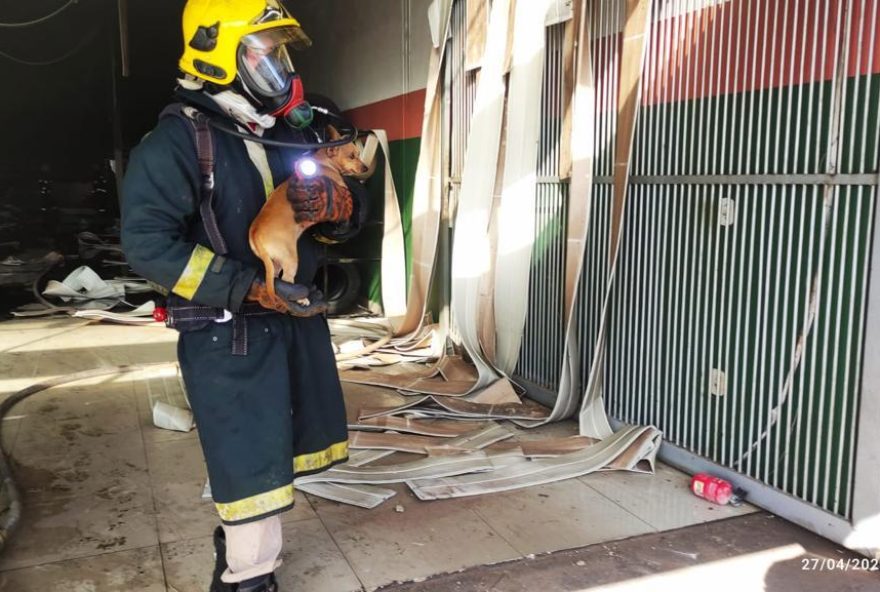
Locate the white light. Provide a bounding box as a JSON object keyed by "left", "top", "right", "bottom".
{"left": 297, "top": 158, "right": 318, "bottom": 177}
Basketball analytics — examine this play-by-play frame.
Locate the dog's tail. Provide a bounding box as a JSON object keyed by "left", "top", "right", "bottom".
{"left": 249, "top": 226, "right": 277, "bottom": 301}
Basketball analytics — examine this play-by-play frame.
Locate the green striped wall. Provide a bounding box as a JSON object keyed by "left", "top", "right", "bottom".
{"left": 515, "top": 1, "right": 879, "bottom": 521}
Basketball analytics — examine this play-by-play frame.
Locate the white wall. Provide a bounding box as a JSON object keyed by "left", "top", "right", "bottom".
{"left": 291, "top": 0, "right": 434, "bottom": 110}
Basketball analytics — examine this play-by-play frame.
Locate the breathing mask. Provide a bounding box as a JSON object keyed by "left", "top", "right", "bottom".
{"left": 237, "top": 29, "right": 313, "bottom": 129}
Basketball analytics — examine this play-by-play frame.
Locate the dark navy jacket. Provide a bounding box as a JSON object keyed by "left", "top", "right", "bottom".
{"left": 121, "top": 91, "right": 366, "bottom": 311}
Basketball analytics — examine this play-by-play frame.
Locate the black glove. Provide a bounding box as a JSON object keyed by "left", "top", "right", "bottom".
{"left": 287, "top": 287, "right": 328, "bottom": 318}
{"left": 247, "top": 279, "right": 327, "bottom": 318}
{"left": 246, "top": 278, "right": 310, "bottom": 313}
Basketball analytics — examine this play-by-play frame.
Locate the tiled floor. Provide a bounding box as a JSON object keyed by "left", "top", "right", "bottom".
{"left": 0, "top": 318, "right": 757, "bottom": 591}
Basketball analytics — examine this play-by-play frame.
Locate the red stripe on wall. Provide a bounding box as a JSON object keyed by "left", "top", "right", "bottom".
{"left": 647, "top": 0, "right": 880, "bottom": 105}
{"left": 591, "top": 0, "right": 880, "bottom": 108}
{"left": 343, "top": 89, "right": 427, "bottom": 142}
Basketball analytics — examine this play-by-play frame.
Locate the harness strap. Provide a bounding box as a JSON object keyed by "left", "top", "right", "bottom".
{"left": 159, "top": 104, "right": 228, "bottom": 256}
{"left": 191, "top": 113, "right": 229, "bottom": 256}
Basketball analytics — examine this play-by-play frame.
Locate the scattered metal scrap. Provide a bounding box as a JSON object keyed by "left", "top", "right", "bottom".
{"left": 295, "top": 416, "right": 661, "bottom": 509}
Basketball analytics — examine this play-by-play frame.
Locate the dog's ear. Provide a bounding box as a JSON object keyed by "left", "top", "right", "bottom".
{"left": 326, "top": 125, "right": 342, "bottom": 141}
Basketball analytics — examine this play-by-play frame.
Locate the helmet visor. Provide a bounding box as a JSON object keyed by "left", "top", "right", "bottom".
{"left": 238, "top": 29, "right": 306, "bottom": 96}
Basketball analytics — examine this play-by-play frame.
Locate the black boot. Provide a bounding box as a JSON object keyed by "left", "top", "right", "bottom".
{"left": 237, "top": 574, "right": 278, "bottom": 592}
{"left": 210, "top": 526, "right": 235, "bottom": 592}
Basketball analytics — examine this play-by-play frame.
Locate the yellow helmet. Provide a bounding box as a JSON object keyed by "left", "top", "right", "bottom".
{"left": 179, "top": 0, "right": 311, "bottom": 86}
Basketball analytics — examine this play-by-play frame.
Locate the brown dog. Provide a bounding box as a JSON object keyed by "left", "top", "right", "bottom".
{"left": 248, "top": 126, "right": 370, "bottom": 305}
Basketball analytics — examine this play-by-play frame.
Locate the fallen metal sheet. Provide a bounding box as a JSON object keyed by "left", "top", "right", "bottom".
{"left": 430, "top": 422, "right": 512, "bottom": 449}
{"left": 295, "top": 448, "right": 401, "bottom": 508}
{"left": 394, "top": 0, "right": 453, "bottom": 341}
{"left": 357, "top": 408, "right": 490, "bottom": 421}
{"left": 399, "top": 379, "right": 482, "bottom": 396}
{"left": 296, "top": 451, "right": 497, "bottom": 485}
{"left": 577, "top": 0, "right": 653, "bottom": 438}
{"left": 72, "top": 300, "right": 157, "bottom": 324}
{"left": 437, "top": 356, "right": 480, "bottom": 382}
{"left": 431, "top": 396, "right": 552, "bottom": 421}
{"left": 331, "top": 423, "right": 510, "bottom": 466}
{"left": 346, "top": 448, "right": 396, "bottom": 467}
{"left": 493, "top": 0, "right": 556, "bottom": 374}
{"left": 407, "top": 425, "right": 662, "bottom": 500}
{"left": 543, "top": 0, "right": 597, "bottom": 426}
{"left": 489, "top": 435, "right": 599, "bottom": 457}
{"left": 390, "top": 325, "right": 438, "bottom": 352}
{"left": 466, "top": 378, "right": 522, "bottom": 404}
{"left": 350, "top": 416, "right": 487, "bottom": 438}
{"left": 348, "top": 431, "right": 455, "bottom": 455}
{"left": 601, "top": 426, "right": 660, "bottom": 472}
{"left": 369, "top": 130, "right": 408, "bottom": 328}
{"left": 296, "top": 482, "right": 396, "bottom": 510}
{"left": 340, "top": 364, "right": 439, "bottom": 388}
{"left": 449, "top": 0, "right": 513, "bottom": 394}
{"left": 339, "top": 349, "right": 482, "bottom": 397}
{"left": 358, "top": 394, "right": 551, "bottom": 423}
{"left": 465, "top": 0, "right": 487, "bottom": 71}
{"left": 342, "top": 364, "right": 478, "bottom": 397}
{"left": 358, "top": 397, "right": 431, "bottom": 420}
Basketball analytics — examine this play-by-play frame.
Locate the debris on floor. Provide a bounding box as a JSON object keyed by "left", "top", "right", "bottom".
{"left": 9, "top": 259, "right": 158, "bottom": 323}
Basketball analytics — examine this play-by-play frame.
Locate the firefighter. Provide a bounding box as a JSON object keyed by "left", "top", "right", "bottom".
{"left": 120, "top": 2, "right": 364, "bottom": 590}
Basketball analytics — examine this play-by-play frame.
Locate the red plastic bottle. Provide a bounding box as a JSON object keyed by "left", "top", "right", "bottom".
{"left": 690, "top": 473, "right": 734, "bottom": 505}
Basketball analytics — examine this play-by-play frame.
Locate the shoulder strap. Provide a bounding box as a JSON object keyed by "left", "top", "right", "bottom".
{"left": 160, "top": 104, "right": 229, "bottom": 256}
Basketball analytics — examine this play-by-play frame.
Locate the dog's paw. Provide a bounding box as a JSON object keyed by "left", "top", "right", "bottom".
{"left": 287, "top": 287, "right": 328, "bottom": 318}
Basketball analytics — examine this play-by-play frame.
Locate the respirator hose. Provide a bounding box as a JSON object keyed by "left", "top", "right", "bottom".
{"left": 207, "top": 106, "right": 359, "bottom": 149}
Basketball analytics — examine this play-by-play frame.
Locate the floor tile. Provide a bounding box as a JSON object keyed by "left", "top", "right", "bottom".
{"left": 17, "top": 380, "right": 137, "bottom": 414}
{"left": 0, "top": 319, "right": 91, "bottom": 353}
{"left": 580, "top": 462, "right": 759, "bottom": 531}
{"left": 0, "top": 349, "right": 42, "bottom": 400}
{"left": 467, "top": 479, "right": 656, "bottom": 555}
{"left": 0, "top": 488, "right": 158, "bottom": 571}
{"left": 313, "top": 485, "right": 521, "bottom": 591}
{"left": 3, "top": 322, "right": 177, "bottom": 381}
{"left": 12, "top": 439, "right": 149, "bottom": 504}
{"left": 10, "top": 377, "right": 141, "bottom": 457}
{"left": 11, "top": 424, "right": 145, "bottom": 469}
{"left": 148, "top": 438, "right": 316, "bottom": 544}
{"left": 162, "top": 518, "right": 363, "bottom": 592}
{"left": 0, "top": 546, "right": 166, "bottom": 591}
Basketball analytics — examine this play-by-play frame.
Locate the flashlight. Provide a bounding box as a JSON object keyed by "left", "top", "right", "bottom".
{"left": 296, "top": 158, "right": 318, "bottom": 178}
